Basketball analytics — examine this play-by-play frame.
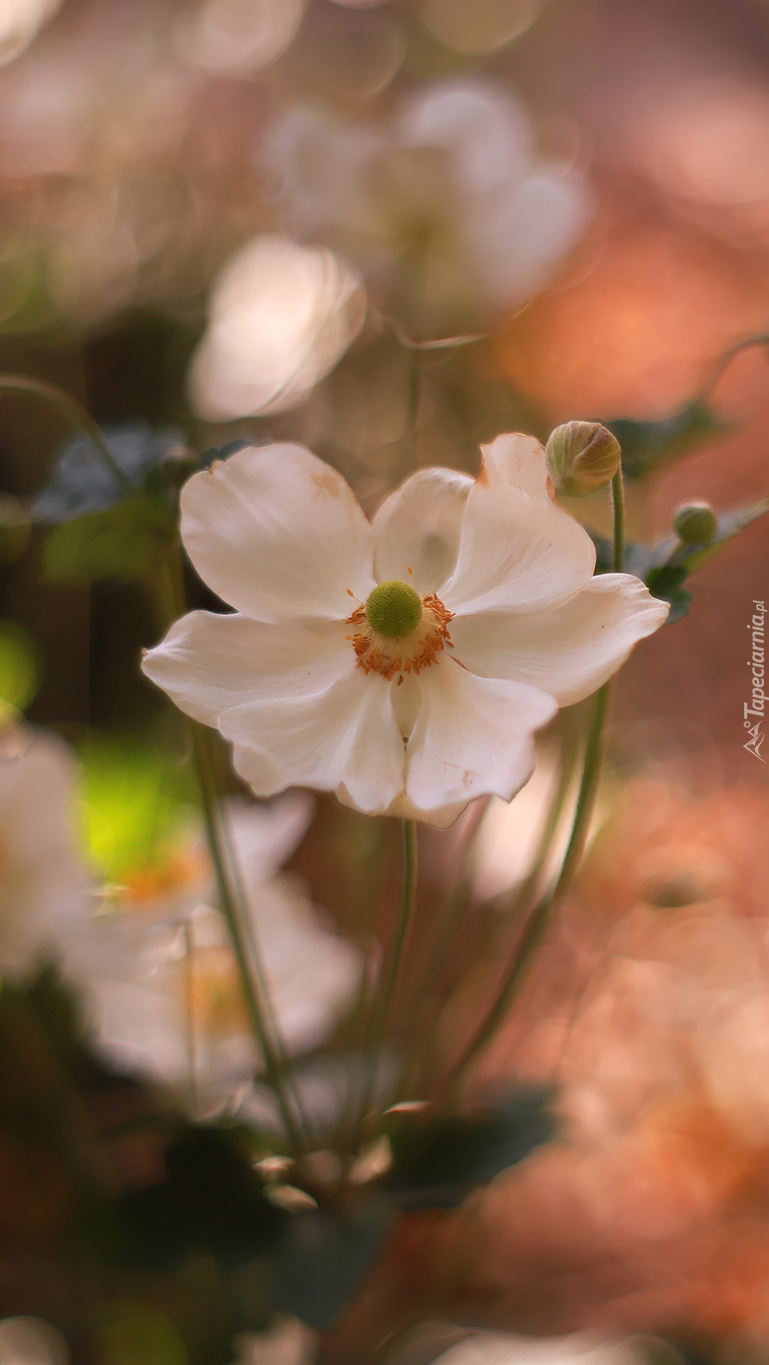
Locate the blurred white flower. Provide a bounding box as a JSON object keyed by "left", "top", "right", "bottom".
{"left": 0, "top": 1317, "right": 68, "bottom": 1365}
{"left": 0, "top": 730, "right": 90, "bottom": 979}
{"left": 176, "top": 0, "right": 304, "bottom": 76}
{"left": 187, "top": 236, "right": 366, "bottom": 421}
{"left": 230, "top": 1317, "right": 317, "bottom": 1365}
{"left": 427, "top": 1332, "right": 646, "bottom": 1365}
{"left": 264, "top": 78, "right": 592, "bottom": 334}
{"left": 0, "top": 0, "right": 62, "bottom": 69}
{"left": 63, "top": 794, "right": 361, "bottom": 1109}
{"left": 142, "top": 435, "right": 667, "bottom": 827}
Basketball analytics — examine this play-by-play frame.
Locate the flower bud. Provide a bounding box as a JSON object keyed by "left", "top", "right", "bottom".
{"left": 546, "top": 422, "right": 621, "bottom": 498}
{"left": 673, "top": 500, "right": 717, "bottom": 545}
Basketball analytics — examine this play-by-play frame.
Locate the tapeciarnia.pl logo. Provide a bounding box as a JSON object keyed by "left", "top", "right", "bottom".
{"left": 745, "top": 598, "right": 766, "bottom": 762}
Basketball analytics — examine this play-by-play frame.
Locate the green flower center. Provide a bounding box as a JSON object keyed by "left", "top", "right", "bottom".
{"left": 365, "top": 580, "right": 422, "bottom": 639}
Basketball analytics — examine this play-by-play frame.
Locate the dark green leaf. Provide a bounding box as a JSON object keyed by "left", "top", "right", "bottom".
{"left": 382, "top": 1087, "right": 554, "bottom": 1210}
{"left": 608, "top": 402, "right": 729, "bottom": 480}
{"left": 32, "top": 423, "right": 185, "bottom": 523}
{"left": 644, "top": 564, "right": 693, "bottom": 623}
{"left": 273, "top": 1195, "right": 393, "bottom": 1329}
{"left": 102, "top": 1126, "right": 287, "bottom": 1271}
{"left": 41, "top": 496, "right": 173, "bottom": 585}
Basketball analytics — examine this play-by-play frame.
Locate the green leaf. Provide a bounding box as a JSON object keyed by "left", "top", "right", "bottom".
{"left": 608, "top": 401, "right": 729, "bottom": 480}
{"left": 41, "top": 496, "right": 172, "bottom": 585}
{"left": 273, "top": 1195, "right": 393, "bottom": 1330}
{"left": 104, "top": 1126, "right": 287, "bottom": 1272}
{"left": 382, "top": 1087, "right": 554, "bottom": 1210}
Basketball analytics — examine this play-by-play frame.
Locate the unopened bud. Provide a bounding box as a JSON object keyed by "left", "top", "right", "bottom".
{"left": 545, "top": 422, "right": 621, "bottom": 498}
{"left": 673, "top": 500, "right": 717, "bottom": 545}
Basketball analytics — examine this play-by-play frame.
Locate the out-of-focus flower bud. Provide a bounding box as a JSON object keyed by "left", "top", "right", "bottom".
{"left": 673, "top": 500, "right": 718, "bottom": 545}
{"left": 546, "top": 421, "right": 621, "bottom": 498}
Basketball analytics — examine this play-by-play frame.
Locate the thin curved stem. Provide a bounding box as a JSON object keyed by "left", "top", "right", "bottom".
{"left": 190, "top": 723, "right": 304, "bottom": 1150}
{"left": 428, "top": 469, "right": 627, "bottom": 1103}
{"left": 695, "top": 333, "right": 769, "bottom": 406}
{"left": 352, "top": 820, "right": 418, "bottom": 1140}
{"left": 158, "top": 541, "right": 306, "bottom": 1152}
{"left": 0, "top": 374, "right": 134, "bottom": 495}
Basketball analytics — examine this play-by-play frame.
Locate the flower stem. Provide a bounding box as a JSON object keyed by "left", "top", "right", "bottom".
{"left": 429, "top": 470, "right": 628, "bottom": 1102}
{"left": 352, "top": 819, "right": 418, "bottom": 1141}
{"left": 190, "top": 721, "right": 305, "bottom": 1151}
{"left": 0, "top": 373, "right": 134, "bottom": 496}
{"left": 157, "top": 541, "right": 307, "bottom": 1151}
{"left": 611, "top": 467, "right": 625, "bottom": 574}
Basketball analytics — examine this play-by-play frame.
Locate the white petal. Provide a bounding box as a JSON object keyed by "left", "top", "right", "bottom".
{"left": 142, "top": 611, "right": 350, "bottom": 726}
{"left": 404, "top": 659, "right": 557, "bottom": 818}
{"left": 180, "top": 444, "right": 375, "bottom": 621}
{"left": 222, "top": 667, "right": 406, "bottom": 815}
{"left": 467, "top": 169, "right": 593, "bottom": 305}
{"left": 222, "top": 792, "right": 314, "bottom": 882}
{"left": 187, "top": 237, "right": 365, "bottom": 420}
{"left": 0, "top": 732, "right": 91, "bottom": 978}
{"left": 443, "top": 434, "right": 595, "bottom": 615}
{"left": 451, "top": 574, "right": 670, "bottom": 706}
{"left": 372, "top": 466, "right": 473, "bottom": 594}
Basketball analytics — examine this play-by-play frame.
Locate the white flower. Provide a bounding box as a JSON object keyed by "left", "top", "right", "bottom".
{"left": 263, "top": 79, "right": 592, "bottom": 333}
{"left": 142, "top": 435, "right": 669, "bottom": 828}
{"left": 187, "top": 236, "right": 366, "bottom": 421}
{"left": 0, "top": 0, "right": 62, "bottom": 69}
{"left": 429, "top": 1333, "right": 646, "bottom": 1365}
{"left": 0, "top": 730, "right": 90, "bottom": 979}
{"left": 0, "top": 1316, "right": 68, "bottom": 1365}
{"left": 175, "top": 0, "right": 304, "bottom": 76}
{"left": 229, "top": 1317, "right": 317, "bottom": 1365}
{"left": 63, "top": 794, "right": 361, "bottom": 1108}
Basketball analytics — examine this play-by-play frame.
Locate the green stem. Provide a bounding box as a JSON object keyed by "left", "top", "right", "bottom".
{"left": 611, "top": 467, "right": 624, "bottom": 574}
{"left": 0, "top": 374, "right": 134, "bottom": 495}
{"left": 352, "top": 820, "right": 418, "bottom": 1140}
{"left": 157, "top": 542, "right": 306, "bottom": 1151}
{"left": 388, "top": 799, "right": 489, "bottom": 1105}
{"left": 429, "top": 469, "right": 627, "bottom": 1103}
{"left": 695, "top": 332, "right": 769, "bottom": 406}
{"left": 190, "top": 722, "right": 304, "bottom": 1151}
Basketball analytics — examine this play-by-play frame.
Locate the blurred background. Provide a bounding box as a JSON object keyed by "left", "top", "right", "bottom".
{"left": 0, "top": 1, "right": 769, "bottom": 1364}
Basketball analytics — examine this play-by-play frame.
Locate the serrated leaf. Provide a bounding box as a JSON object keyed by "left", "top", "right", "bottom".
{"left": 382, "top": 1087, "right": 554, "bottom": 1210}
{"left": 608, "top": 401, "right": 729, "bottom": 480}
{"left": 273, "top": 1195, "right": 393, "bottom": 1330}
{"left": 41, "top": 497, "right": 172, "bottom": 585}
{"left": 32, "top": 422, "right": 185, "bottom": 523}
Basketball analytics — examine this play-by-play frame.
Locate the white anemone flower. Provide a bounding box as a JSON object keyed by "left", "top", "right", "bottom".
{"left": 0, "top": 730, "right": 90, "bottom": 979}
{"left": 142, "top": 435, "right": 669, "bottom": 829}
{"left": 63, "top": 795, "right": 362, "bottom": 1109}
{"left": 187, "top": 236, "right": 366, "bottom": 422}
{"left": 263, "top": 79, "right": 591, "bottom": 333}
